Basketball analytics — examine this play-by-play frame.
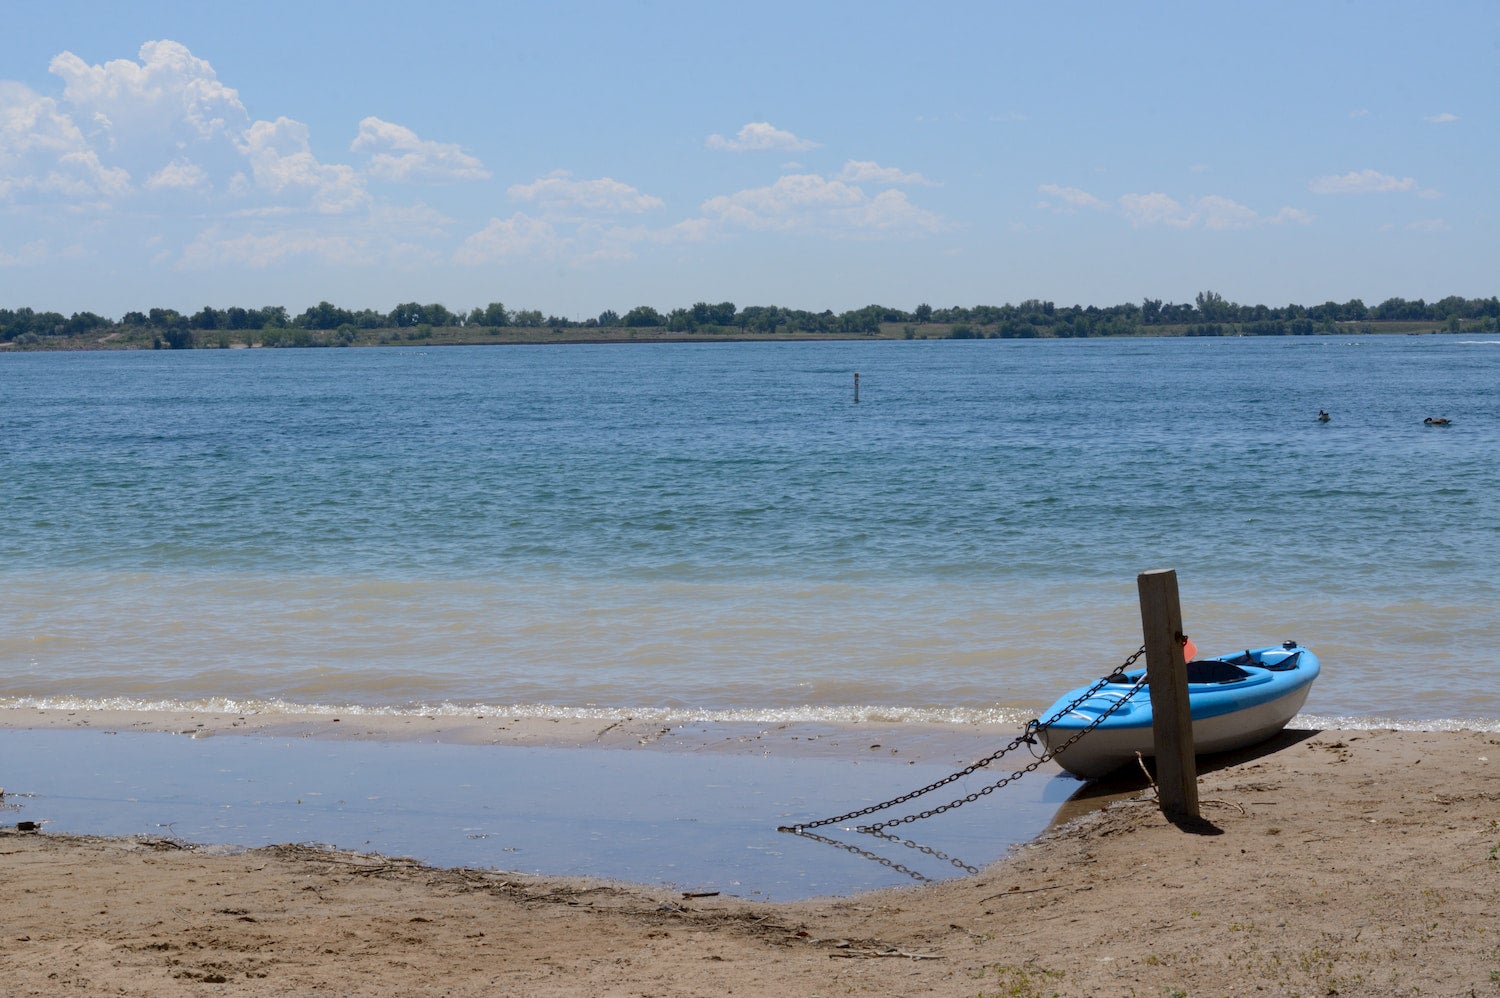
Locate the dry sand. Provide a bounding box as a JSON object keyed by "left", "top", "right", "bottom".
{"left": 1, "top": 722, "right": 1496, "bottom": 996}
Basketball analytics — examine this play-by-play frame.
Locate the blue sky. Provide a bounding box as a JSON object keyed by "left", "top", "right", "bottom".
{"left": 3, "top": 1, "right": 1495, "bottom": 320}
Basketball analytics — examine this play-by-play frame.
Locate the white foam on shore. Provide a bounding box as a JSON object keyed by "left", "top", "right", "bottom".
{"left": 4, "top": 696, "right": 1496, "bottom": 733}
{"left": 1296, "top": 712, "right": 1500, "bottom": 733}
{"left": 0, "top": 694, "right": 1039, "bottom": 727}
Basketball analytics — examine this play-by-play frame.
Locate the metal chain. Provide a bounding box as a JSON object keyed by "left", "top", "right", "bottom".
{"left": 779, "top": 828, "right": 933, "bottom": 883}
{"left": 860, "top": 827, "right": 979, "bottom": 874}
{"left": 861, "top": 670, "right": 1148, "bottom": 832}
{"left": 777, "top": 645, "right": 1148, "bottom": 834}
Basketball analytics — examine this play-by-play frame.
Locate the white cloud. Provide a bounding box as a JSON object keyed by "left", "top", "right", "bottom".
{"left": 49, "top": 40, "right": 247, "bottom": 146}
{"left": 1118, "top": 192, "right": 1195, "bottom": 228}
{"left": 1308, "top": 169, "right": 1418, "bottom": 195}
{"left": 1268, "top": 207, "right": 1315, "bottom": 225}
{"left": 855, "top": 188, "right": 947, "bottom": 233}
{"left": 0, "top": 82, "right": 132, "bottom": 201}
{"left": 1109, "top": 191, "right": 1308, "bottom": 230}
{"left": 351, "top": 117, "right": 489, "bottom": 183}
{"left": 454, "top": 213, "right": 565, "bottom": 264}
{"left": 237, "top": 117, "right": 368, "bottom": 213}
{"left": 705, "top": 121, "right": 818, "bottom": 153}
{"left": 1425, "top": 112, "right": 1459, "bottom": 124}
{"left": 1037, "top": 183, "right": 1108, "bottom": 212}
{"left": 1408, "top": 218, "right": 1451, "bottom": 232}
{"left": 838, "top": 160, "right": 935, "bottom": 186}
{"left": 507, "top": 170, "right": 664, "bottom": 217}
{"left": 697, "top": 173, "right": 945, "bottom": 236}
{"left": 1195, "top": 195, "right": 1261, "bottom": 231}
{"left": 145, "top": 158, "right": 210, "bottom": 192}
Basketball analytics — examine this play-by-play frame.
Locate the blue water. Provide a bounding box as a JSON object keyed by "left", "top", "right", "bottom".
{"left": 0, "top": 728, "right": 1076, "bottom": 900}
{"left": 3, "top": 336, "right": 1498, "bottom": 726}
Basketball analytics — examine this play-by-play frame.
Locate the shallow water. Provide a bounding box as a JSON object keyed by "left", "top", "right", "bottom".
{"left": 3, "top": 336, "right": 1498, "bottom": 728}
{"left": 0, "top": 728, "right": 1076, "bottom": 900}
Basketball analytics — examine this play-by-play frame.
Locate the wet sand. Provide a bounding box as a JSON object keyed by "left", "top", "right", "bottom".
{"left": 1, "top": 715, "right": 1496, "bottom": 995}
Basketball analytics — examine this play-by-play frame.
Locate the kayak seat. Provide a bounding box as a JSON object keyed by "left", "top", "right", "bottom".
{"left": 1184, "top": 659, "right": 1254, "bottom": 684}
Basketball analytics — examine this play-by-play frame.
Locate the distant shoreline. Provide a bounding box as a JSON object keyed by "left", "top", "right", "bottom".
{"left": 0, "top": 320, "right": 1474, "bottom": 352}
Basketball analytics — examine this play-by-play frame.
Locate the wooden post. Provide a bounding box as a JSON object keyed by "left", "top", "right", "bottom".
{"left": 854, "top": 372, "right": 860, "bottom": 404}
{"left": 1137, "top": 569, "right": 1200, "bottom": 820}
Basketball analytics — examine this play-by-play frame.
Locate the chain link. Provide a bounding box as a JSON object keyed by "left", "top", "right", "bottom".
{"left": 778, "top": 645, "right": 1149, "bottom": 834}
{"left": 860, "top": 827, "right": 979, "bottom": 874}
{"left": 780, "top": 828, "right": 933, "bottom": 883}
{"left": 862, "top": 670, "right": 1147, "bottom": 832}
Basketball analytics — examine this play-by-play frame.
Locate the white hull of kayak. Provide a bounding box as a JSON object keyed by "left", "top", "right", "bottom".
{"left": 1043, "top": 681, "right": 1313, "bottom": 779}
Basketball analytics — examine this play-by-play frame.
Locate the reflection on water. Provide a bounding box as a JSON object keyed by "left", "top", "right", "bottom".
{"left": 3, "top": 728, "right": 1081, "bottom": 901}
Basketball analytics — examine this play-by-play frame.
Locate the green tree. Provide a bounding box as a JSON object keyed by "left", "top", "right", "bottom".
{"left": 622, "top": 305, "right": 664, "bottom": 327}
{"left": 1195, "top": 290, "right": 1234, "bottom": 322}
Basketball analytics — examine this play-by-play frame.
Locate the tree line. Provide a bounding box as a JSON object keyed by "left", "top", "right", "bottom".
{"left": 2, "top": 293, "right": 1497, "bottom": 348}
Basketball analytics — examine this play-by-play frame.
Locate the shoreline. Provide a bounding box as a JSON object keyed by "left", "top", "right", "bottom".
{"left": 1, "top": 726, "right": 1494, "bottom": 995}
{"left": 0, "top": 706, "right": 1031, "bottom": 767}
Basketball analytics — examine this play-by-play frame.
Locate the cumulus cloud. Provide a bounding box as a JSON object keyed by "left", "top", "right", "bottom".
{"left": 145, "top": 158, "right": 210, "bottom": 192}
{"left": 697, "top": 173, "right": 945, "bottom": 236}
{"left": 507, "top": 170, "right": 664, "bottom": 217}
{"left": 1194, "top": 195, "right": 1262, "bottom": 231}
{"left": 351, "top": 117, "right": 489, "bottom": 183}
{"left": 7, "top": 39, "right": 958, "bottom": 275}
{"left": 1044, "top": 182, "right": 1310, "bottom": 230}
{"left": 1267, "top": 207, "right": 1315, "bottom": 225}
{"left": 1119, "top": 192, "right": 1311, "bottom": 230}
{"left": 705, "top": 121, "right": 818, "bottom": 152}
{"left": 1119, "top": 192, "right": 1195, "bottom": 228}
{"left": 454, "top": 213, "right": 565, "bottom": 264}
{"left": 237, "top": 117, "right": 368, "bottom": 213}
{"left": 49, "top": 40, "right": 247, "bottom": 146}
{"left": 1424, "top": 112, "right": 1459, "bottom": 124}
{"left": 0, "top": 82, "right": 132, "bottom": 201}
{"left": 1037, "top": 183, "right": 1108, "bottom": 211}
{"left": 6, "top": 41, "right": 371, "bottom": 217}
{"left": 837, "top": 160, "right": 935, "bottom": 186}
{"left": 1308, "top": 169, "right": 1418, "bottom": 195}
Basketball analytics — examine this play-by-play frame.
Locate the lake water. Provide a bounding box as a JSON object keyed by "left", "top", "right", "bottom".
{"left": 3, "top": 335, "right": 1498, "bottom": 729}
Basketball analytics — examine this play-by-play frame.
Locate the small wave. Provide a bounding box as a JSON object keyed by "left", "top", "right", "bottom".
{"left": 1, "top": 695, "right": 1037, "bottom": 728}
{"left": 1296, "top": 712, "right": 1500, "bottom": 733}
{"left": 6, "top": 696, "right": 1495, "bottom": 733}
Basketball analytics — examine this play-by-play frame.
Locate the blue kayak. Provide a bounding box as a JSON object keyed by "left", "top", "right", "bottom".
{"left": 1038, "top": 642, "right": 1320, "bottom": 778}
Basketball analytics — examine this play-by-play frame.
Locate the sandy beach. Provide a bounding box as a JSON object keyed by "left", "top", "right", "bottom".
{"left": 2, "top": 717, "right": 1496, "bottom": 996}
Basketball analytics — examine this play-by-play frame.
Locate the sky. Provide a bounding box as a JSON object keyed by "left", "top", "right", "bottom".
{"left": 2, "top": 0, "right": 1496, "bottom": 321}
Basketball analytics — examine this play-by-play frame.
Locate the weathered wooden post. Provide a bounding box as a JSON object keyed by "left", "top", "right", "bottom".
{"left": 1137, "top": 568, "right": 1200, "bottom": 820}
{"left": 854, "top": 372, "right": 860, "bottom": 404}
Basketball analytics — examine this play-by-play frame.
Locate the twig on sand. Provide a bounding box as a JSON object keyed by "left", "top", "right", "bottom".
{"left": 1135, "top": 751, "right": 1246, "bottom": 816}
{"left": 980, "top": 884, "right": 1074, "bottom": 902}
{"left": 829, "top": 947, "right": 942, "bottom": 960}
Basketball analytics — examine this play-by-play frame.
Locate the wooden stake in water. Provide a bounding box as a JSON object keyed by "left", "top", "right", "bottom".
{"left": 854, "top": 372, "right": 860, "bottom": 404}
{"left": 1137, "top": 568, "right": 1200, "bottom": 821}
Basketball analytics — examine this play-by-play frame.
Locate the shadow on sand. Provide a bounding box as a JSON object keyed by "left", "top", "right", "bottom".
{"left": 1048, "top": 727, "right": 1323, "bottom": 834}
